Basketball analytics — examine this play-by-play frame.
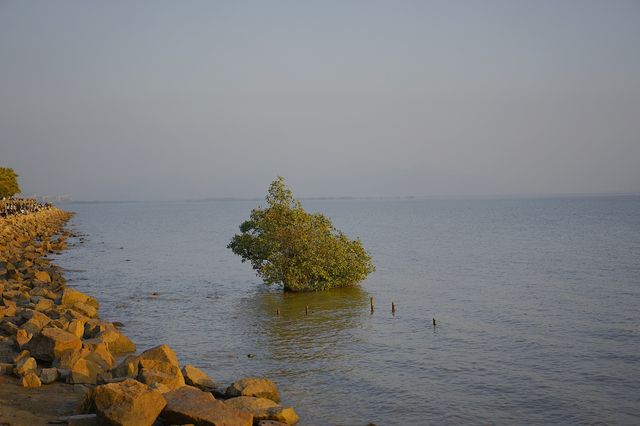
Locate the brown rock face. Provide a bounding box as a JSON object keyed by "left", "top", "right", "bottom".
{"left": 26, "top": 327, "right": 82, "bottom": 362}
{"left": 137, "top": 359, "right": 185, "bottom": 392}
{"left": 182, "top": 364, "right": 215, "bottom": 390}
{"left": 19, "top": 309, "right": 51, "bottom": 335}
{"left": 39, "top": 367, "right": 58, "bottom": 384}
{"left": 84, "top": 341, "right": 115, "bottom": 370}
{"left": 67, "top": 319, "right": 86, "bottom": 338}
{"left": 34, "top": 270, "right": 51, "bottom": 283}
{"left": 226, "top": 378, "right": 281, "bottom": 403}
{"left": 70, "top": 358, "right": 102, "bottom": 385}
{"left": 111, "top": 355, "right": 139, "bottom": 378}
{"left": 93, "top": 378, "right": 166, "bottom": 426}
{"left": 162, "top": 385, "right": 253, "bottom": 426}
{"left": 71, "top": 302, "right": 98, "bottom": 318}
{"left": 15, "top": 328, "right": 32, "bottom": 348}
{"left": 224, "top": 397, "right": 300, "bottom": 425}
{"left": 21, "top": 370, "right": 42, "bottom": 387}
{"left": 93, "top": 329, "right": 136, "bottom": 354}
{"left": 60, "top": 288, "right": 98, "bottom": 309}
{"left": 138, "top": 344, "right": 180, "bottom": 366}
{"left": 15, "top": 355, "right": 37, "bottom": 376}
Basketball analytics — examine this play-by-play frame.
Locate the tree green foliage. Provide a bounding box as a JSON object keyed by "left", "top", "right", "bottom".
{"left": 0, "top": 168, "right": 21, "bottom": 197}
{"left": 228, "top": 177, "right": 375, "bottom": 291}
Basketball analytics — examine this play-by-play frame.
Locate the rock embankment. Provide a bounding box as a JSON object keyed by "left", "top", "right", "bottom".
{"left": 0, "top": 205, "right": 299, "bottom": 425}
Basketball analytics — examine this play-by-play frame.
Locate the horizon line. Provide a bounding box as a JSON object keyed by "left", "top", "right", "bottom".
{"left": 55, "top": 191, "right": 640, "bottom": 204}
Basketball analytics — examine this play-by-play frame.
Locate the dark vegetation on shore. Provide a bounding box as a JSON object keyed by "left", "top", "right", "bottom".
{"left": 0, "top": 201, "right": 299, "bottom": 425}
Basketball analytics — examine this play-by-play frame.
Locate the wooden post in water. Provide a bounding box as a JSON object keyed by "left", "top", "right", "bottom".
{"left": 276, "top": 308, "right": 280, "bottom": 316}
{"left": 305, "top": 305, "right": 309, "bottom": 315}
{"left": 370, "top": 297, "right": 375, "bottom": 314}
{"left": 432, "top": 317, "right": 436, "bottom": 327}
{"left": 391, "top": 302, "right": 396, "bottom": 315}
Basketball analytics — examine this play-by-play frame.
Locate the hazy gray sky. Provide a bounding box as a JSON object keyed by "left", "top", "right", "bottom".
{"left": 1, "top": 0, "right": 639, "bottom": 200}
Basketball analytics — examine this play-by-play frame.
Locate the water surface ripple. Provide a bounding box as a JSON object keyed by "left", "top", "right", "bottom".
{"left": 58, "top": 196, "right": 640, "bottom": 425}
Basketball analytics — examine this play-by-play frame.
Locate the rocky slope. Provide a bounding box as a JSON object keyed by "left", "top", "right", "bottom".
{"left": 0, "top": 205, "right": 298, "bottom": 426}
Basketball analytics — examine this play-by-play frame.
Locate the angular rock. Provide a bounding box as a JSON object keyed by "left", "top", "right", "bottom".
{"left": 226, "top": 377, "right": 281, "bottom": 403}
{"left": 61, "top": 288, "right": 98, "bottom": 309}
{"left": 162, "top": 385, "right": 253, "bottom": 426}
{"left": 19, "top": 309, "right": 51, "bottom": 334}
{"left": 15, "top": 328, "right": 32, "bottom": 348}
{"left": 225, "top": 397, "right": 300, "bottom": 425}
{"left": 137, "top": 359, "right": 185, "bottom": 392}
{"left": 15, "top": 355, "right": 37, "bottom": 376}
{"left": 34, "top": 297, "right": 54, "bottom": 312}
{"left": 13, "top": 349, "right": 31, "bottom": 364}
{"left": 84, "top": 341, "right": 115, "bottom": 370}
{"left": 54, "top": 347, "right": 87, "bottom": 370}
{"left": 138, "top": 344, "right": 180, "bottom": 366}
{"left": 21, "top": 370, "right": 42, "bottom": 387}
{"left": 26, "top": 327, "right": 82, "bottom": 362}
{"left": 182, "top": 364, "right": 215, "bottom": 390}
{"left": 70, "top": 358, "right": 103, "bottom": 385}
{"left": 0, "top": 320, "right": 18, "bottom": 336}
{"left": 34, "top": 270, "right": 51, "bottom": 283}
{"left": 94, "top": 379, "right": 166, "bottom": 426}
{"left": 83, "top": 319, "right": 108, "bottom": 338}
{"left": 111, "top": 355, "right": 139, "bottom": 378}
{"left": 67, "top": 319, "right": 86, "bottom": 338}
{"left": 40, "top": 367, "right": 59, "bottom": 384}
{"left": 72, "top": 302, "right": 98, "bottom": 318}
{"left": 92, "top": 329, "right": 136, "bottom": 354}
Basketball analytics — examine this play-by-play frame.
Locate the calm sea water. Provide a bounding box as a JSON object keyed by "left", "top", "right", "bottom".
{"left": 57, "top": 196, "right": 640, "bottom": 425}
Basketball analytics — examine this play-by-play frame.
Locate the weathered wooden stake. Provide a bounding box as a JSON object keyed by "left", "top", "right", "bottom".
{"left": 305, "top": 305, "right": 309, "bottom": 315}
{"left": 432, "top": 317, "right": 436, "bottom": 327}
{"left": 370, "top": 297, "right": 375, "bottom": 314}
{"left": 391, "top": 302, "right": 396, "bottom": 315}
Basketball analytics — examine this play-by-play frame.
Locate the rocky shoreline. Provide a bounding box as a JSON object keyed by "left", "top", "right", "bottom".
{"left": 0, "top": 205, "right": 299, "bottom": 425}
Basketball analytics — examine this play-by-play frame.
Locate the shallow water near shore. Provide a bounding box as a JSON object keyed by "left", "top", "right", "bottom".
{"left": 58, "top": 196, "right": 640, "bottom": 425}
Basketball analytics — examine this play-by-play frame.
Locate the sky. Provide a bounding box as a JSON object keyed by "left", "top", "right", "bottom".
{"left": 1, "top": 0, "right": 639, "bottom": 201}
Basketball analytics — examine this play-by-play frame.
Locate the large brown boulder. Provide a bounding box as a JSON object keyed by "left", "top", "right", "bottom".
{"left": 110, "top": 344, "right": 178, "bottom": 380}
{"left": 224, "top": 397, "right": 300, "bottom": 425}
{"left": 138, "top": 344, "right": 180, "bottom": 366}
{"left": 226, "top": 378, "right": 280, "bottom": 403}
{"left": 21, "top": 370, "right": 42, "bottom": 387}
{"left": 67, "top": 319, "right": 86, "bottom": 338}
{"left": 92, "top": 329, "right": 136, "bottom": 354}
{"left": 111, "top": 355, "right": 139, "bottom": 378}
{"left": 162, "top": 385, "right": 253, "bottom": 426}
{"left": 71, "top": 302, "right": 98, "bottom": 318}
{"left": 15, "top": 355, "right": 37, "bottom": 376}
{"left": 39, "top": 367, "right": 58, "bottom": 384}
{"left": 34, "top": 270, "right": 51, "bottom": 283}
{"left": 60, "top": 288, "right": 99, "bottom": 310}
{"left": 54, "top": 347, "right": 88, "bottom": 370}
{"left": 19, "top": 309, "right": 51, "bottom": 335}
{"left": 83, "top": 319, "right": 110, "bottom": 338}
{"left": 84, "top": 341, "right": 115, "bottom": 370}
{"left": 182, "top": 364, "right": 215, "bottom": 390}
{"left": 93, "top": 378, "right": 166, "bottom": 426}
{"left": 70, "top": 357, "right": 103, "bottom": 384}
{"left": 26, "top": 327, "right": 82, "bottom": 362}
{"left": 137, "top": 359, "right": 185, "bottom": 392}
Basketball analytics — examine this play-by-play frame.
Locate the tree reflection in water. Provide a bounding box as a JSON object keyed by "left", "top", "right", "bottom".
{"left": 237, "top": 286, "right": 371, "bottom": 369}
